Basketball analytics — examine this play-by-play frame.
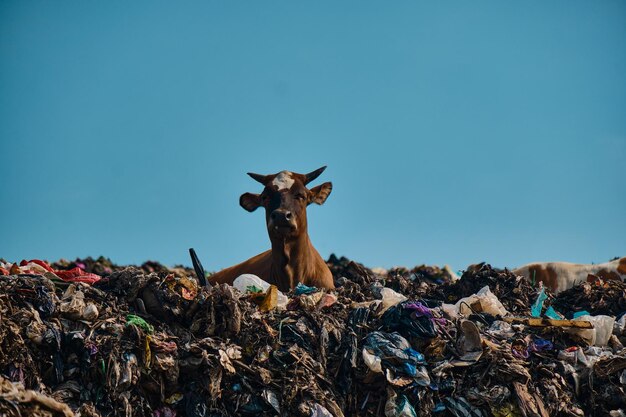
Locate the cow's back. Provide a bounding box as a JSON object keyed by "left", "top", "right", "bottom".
{"left": 514, "top": 258, "right": 626, "bottom": 293}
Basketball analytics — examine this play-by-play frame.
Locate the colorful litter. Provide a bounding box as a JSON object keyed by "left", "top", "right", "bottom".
{"left": 0, "top": 255, "right": 624, "bottom": 416}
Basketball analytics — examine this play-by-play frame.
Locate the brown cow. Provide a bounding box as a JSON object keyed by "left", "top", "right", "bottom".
{"left": 513, "top": 257, "right": 626, "bottom": 293}
{"left": 209, "top": 166, "right": 335, "bottom": 292}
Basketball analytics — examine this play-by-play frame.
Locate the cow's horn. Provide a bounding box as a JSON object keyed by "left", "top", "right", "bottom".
{"left": 247, "top": 172, "right": 268, "bottom": 184}
{"left": 304, "top": 166, "right": 327, "bottom": 185}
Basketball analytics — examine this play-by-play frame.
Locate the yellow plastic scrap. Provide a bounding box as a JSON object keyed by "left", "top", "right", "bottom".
{"left": 491, "top": 403, "right": 522, "bottom": 417}
{"left": 165, "top": 393, "right": 183, "bottom": 404}
{"left": 259, "top": 285, "right": 278, "bottom": 311}
{"left": 144, "top": 335, "right": 152, "bottom": 369}
{"left": 502, "top": 317, "right": 592, "bottom": 328}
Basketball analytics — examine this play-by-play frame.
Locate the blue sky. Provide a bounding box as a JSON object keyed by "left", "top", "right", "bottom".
{"left": 1, "top": 1, "right": 625, "bottom": 272}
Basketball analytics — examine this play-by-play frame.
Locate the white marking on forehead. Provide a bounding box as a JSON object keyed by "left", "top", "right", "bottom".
{"left": 272, "top": 171, "right": 295, "bottom": 191}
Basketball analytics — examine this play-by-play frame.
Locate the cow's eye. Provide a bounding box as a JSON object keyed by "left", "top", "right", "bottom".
{"left": 296, "top": 193, "right": 306, "bottom": 201}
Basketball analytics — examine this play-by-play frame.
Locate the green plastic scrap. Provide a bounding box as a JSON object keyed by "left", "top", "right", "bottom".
{"left": 126, "top": 314, "right": 154, "bottom": 334}
{"left": 246, "top": 285, "right": 264, "bottom": 294}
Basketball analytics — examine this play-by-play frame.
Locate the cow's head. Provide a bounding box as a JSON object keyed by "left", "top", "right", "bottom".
{"left": 239, "top": 166, "right": 332, "bottom": 240}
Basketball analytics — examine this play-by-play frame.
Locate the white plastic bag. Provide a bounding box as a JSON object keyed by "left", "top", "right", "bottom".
{"left": 591, "top": 315, "right": 615, "bottom": 347}
{"left": 568, "top": 315, "right": 615, "bottom": 347}
{"left": 232, "top": 274, "right": 289, "bottom": 309}
{"left": 487, "top": 320, "right": 515, "bottom": 339}
{"left": 362, "top": 348, "right": 383, "bottom": 373}
{"left": 233, "top": 274, "right": 270, "bottom": 293}
{"left": 442, "top": 286, "right": 508, "bottom": 318}
{"left": 378, "top": 287, "right": 408, "bottom": 315}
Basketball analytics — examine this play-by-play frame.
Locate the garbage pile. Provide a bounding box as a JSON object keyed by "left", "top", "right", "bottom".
{"left": 0, "top": 256, "right": 625, "bottom": 417}
{"left": 553, "top": 280, "right": 626, "bottom": 318}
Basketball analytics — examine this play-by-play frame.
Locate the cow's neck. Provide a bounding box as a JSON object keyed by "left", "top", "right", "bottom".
{"left": 270, "top": 232, "right": 315, "bottom": 291}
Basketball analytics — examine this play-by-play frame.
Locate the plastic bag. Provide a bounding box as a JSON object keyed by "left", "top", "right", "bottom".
{"left": 294, "top": 282, "right": 317, "bottom": 295}
{"left": 58, "top": 285, "right": 99, "bottom": 321}
{"left": 54, "top": 267, "right": 101, "bottom": 285}
{"left": 442, "top": 286, "right": 508, "bottom": 318}
{"left": 385, "top": 389, "right": 417, "bottom": 417}
{"left": 363, "top": 332, "right": 426, "bottom": 381}
{"left": 379, "top": 287, "right": 408, "bottom": 315}
{"left": 557, "top": 347, "right": 589, "bottom": 366}
{"left": 530, "top": 287, "right": 547, "bottom": 318}
{"left": 233, "top": 274, "right": 271, "bottom": 293}
{"left": 233, "top": 274, "right": 288, "bottom": 309}
{"left": 362, "top": 348, "right": 383, "bottom": 373}
{"left": 126, "top": 314, "right": 154, "bottom": 334}
{"left": 590, "top": 315, "right": 615, "bottom": 346}
{"left": 567, "top": 315, "right": 615, "bottom": 346}
{"left": 544, "top": 306, "right": 564, "bottom": 320}
{"left": 573, "top": 310, "right": 591, "bottom": 319}
{"left": 381, "top": 301, "right": 438, "bottom": 338}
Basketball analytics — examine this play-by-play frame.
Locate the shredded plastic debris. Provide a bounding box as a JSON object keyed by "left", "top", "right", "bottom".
{"left": 0, "top": 255, "right": 624, "bottom": 416}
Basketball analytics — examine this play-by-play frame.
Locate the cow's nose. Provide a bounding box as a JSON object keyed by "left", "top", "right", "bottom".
{"left": 271, "top": 210, "right": 292, "bottom": 223}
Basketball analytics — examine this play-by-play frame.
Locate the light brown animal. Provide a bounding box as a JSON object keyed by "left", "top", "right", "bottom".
{"left": 209, "top": 167, "right": 335, "bottom": 292}
{"left": 513, "top": 257, "right": 626, "bottom": 293}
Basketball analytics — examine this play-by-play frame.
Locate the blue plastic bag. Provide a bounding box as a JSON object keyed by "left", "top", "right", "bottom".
{"left": 294, "top": 282, "right": 317, "bottom": 295}
{"left": 530, "top": 287, "right": 547, "bottom": 318}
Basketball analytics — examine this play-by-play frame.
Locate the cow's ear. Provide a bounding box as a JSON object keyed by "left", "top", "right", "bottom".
{"left": 240, "top": 193, "right": 262, "bottom": 212}
{"left": 309, "top": 182, "right": 332, "bottom": 205}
